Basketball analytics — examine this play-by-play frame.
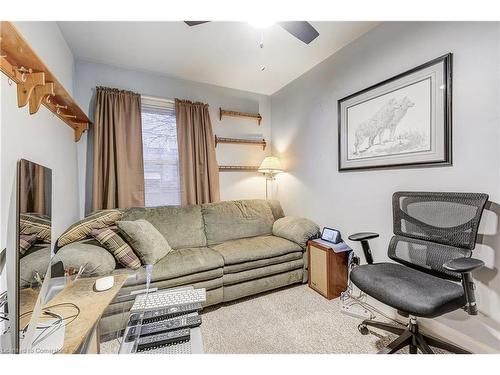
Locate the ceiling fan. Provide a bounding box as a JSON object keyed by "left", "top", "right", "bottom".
{"left": 184, "top": 21, "right": 320, "bottom": 45}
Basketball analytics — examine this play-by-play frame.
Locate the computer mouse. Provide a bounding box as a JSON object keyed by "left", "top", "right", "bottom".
{"left": 94, "top": 276, "right": 114, "bottom": 292}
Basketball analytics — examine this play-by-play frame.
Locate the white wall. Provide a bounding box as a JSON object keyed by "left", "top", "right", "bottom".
{"left": 271, "top": 22, "right": 500, "bottom": 352}
{"left": 74, "top": 61, "right": 271, "bottom": 216}
{"left": 0, "top": 22, "right": 80, "bottom": 347}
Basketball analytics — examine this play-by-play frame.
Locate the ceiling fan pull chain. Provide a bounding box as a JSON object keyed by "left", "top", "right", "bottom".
{"left": 259, "top": 31, "right": 265, "bottom": 71}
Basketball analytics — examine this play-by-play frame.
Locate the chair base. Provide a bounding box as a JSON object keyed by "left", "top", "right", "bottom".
{"left": 358, "top": 316, "right": 470, "bottom": 354}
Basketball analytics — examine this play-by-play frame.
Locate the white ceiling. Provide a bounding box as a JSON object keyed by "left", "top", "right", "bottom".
{"left": 58, "top": 21, "right": 378, "bottom": 95}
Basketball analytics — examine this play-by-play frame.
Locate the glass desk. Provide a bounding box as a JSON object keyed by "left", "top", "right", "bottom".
{"left": 17, "top": 273, "right": 128, "bottom": 354}
{"left": 99, "top": 267, "right": 205, "bottom": 354}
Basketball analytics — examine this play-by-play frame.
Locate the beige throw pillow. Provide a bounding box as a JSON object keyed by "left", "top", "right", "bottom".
{"left": 20, "top": 213, "right": 51, "bottom": 243}
{"left": 57, "top": 209, "right": 122, "bottom": 247}
{"left": 116, "top": 219, "right": 171, "bottom": 265}
{"left": 91, "top": 226, "right": 141, "bottom": 270}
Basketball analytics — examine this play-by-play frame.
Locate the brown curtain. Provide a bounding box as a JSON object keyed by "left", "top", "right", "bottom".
{"left": 19, "top": 161, "right": 46, "bottom": 215}
{"left": 92, "top": 87, "right": 145, "bottom": 211}
{"left": 175, "top": 99, "right": 220, "bottom": 205}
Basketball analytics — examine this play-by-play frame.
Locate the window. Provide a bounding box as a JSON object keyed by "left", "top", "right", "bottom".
{"left": 141, "top": 96, "right": 181, "bottom": 206}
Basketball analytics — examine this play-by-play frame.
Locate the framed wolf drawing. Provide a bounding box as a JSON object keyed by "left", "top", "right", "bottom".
{"left": 338, "top": 53, "right": 452, "bottom": 171}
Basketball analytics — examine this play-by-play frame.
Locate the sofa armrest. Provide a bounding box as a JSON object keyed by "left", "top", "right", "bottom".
{"left": 52, "top": 239, "right": 116, "bottom": 276}
{"left": 272, "top": 216, "right": 320, "bottom": 249}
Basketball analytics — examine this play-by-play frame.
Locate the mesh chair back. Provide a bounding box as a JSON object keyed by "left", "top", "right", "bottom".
{"left": 389, "top": 192, "right": 488, "bottom": 280}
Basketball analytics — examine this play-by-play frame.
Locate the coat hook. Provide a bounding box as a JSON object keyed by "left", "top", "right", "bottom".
{"left": 46, "top": 95, "right": 51, "bottom": 104}
{"left": 55, "top": 104, "right": 67, "bottom": 115}
{"left": 15, "top": 66, "right": 32, "bottom": 83}
{"left": 8, "top": 78, "right": 13, "bottom": 86}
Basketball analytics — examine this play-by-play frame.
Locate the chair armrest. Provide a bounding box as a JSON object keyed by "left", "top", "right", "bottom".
{"left": 348, "top": 232, "right": 380, "bottom": 241}
{"left": 347, "top": 232, "right": 379, "bottom": 264}
{"left": 443, "top": 257, "right": 484, "bottom": 315}
{"left": 443, "top": 257, "right": 484, "bottom": 273}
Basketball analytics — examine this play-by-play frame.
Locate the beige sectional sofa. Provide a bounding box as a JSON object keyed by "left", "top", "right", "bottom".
{"left": 56, "top": 199, "right": 319, "bottom": 337}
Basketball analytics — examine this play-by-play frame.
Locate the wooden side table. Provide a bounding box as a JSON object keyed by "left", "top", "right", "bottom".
{"left": 307, "top": 239, "right": 349, "bottom": 300}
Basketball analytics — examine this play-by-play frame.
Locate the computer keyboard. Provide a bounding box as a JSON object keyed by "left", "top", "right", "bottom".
{"left": 131, "top": 288, "right": 206, "bottom": 312}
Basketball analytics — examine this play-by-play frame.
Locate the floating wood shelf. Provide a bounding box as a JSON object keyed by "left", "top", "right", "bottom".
{"left": 214, "top": 135, "right": 266, "bottom": 150}
{"left": 0, "top": 21, "right": 91, "bottom": 142}
{"left": 219, "top": 165, "right": 260, "bottom": 172}
{"left": 219, "top": 107, "right": 262, "bottom": 125}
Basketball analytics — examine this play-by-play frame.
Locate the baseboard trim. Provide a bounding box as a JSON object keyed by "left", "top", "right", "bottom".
{"left": 417, "top": 318, "right": 499, "bottom": 354}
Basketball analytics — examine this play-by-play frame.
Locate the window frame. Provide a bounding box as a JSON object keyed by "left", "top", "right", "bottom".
{"left": 140, "top": 95, "right": 180, "bottom": 207}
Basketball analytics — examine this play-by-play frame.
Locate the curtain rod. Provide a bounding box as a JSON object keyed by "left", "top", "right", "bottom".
{"left": 141, "top": 95, "right": 175, "bottom": 104}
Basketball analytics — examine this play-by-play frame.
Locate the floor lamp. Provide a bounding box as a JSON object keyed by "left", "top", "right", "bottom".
{"left": 258, "top": 156, "right": 283, "bottom": 200}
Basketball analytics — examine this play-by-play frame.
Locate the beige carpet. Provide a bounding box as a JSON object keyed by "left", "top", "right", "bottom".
{"left": 102, "top": 284, "right": 448, "bottom": 354}
{"left": 200, "top": 284, "right": 397, "bottom": 354}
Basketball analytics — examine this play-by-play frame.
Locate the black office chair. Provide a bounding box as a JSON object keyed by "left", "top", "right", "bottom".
{"left": 348, "top": 192, "right": 489, "bottom": 354}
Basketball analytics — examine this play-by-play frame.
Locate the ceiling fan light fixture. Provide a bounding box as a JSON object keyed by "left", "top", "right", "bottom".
{"left": 248, "top": 20, "right": 275, "bottom": 29}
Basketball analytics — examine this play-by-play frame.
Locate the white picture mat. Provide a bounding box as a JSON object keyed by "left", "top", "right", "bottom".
{"left": 339, "top": 60, "right": 447, "bottom": 170}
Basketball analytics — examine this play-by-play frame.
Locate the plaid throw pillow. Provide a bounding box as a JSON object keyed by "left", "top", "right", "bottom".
{"left": 91, "top": 226, "right": 141, "bottom": 269}
{"left": 57, "top": 209, "right": 122, "bottom": 247}
{"left": 20, "top": 213, "right": 51, "bottom": 243}
{"left": 19, "top": 234, "right": 38, "bottom": 255}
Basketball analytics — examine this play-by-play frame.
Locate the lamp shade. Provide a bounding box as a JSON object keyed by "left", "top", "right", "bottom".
{"left": 258, "top": 156, "right": 283, "bottom": 174}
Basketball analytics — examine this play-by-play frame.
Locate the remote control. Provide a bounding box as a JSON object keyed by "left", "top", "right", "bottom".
{"left": 128, "top": 302, "right": 202, "bottom": 325}
{"left": 136, "top": 328, "right": 190, "bottom": 352}
{"left": 126, "top": 314, "right": 201, "bottom": 342}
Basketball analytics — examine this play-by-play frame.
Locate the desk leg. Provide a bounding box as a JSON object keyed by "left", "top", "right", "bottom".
{"left": 81, "top": 323, "right": 100, "bottom": 354}
{"left": 95, "top": 324, "right": 101, "bottom": 354}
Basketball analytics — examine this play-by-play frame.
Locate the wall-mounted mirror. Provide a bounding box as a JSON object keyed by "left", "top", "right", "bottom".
{"left": 16, "top": 159, "right": 52, "bottom": 353}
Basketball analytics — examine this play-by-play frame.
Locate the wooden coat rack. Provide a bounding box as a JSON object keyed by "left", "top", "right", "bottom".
{"left": 219, "top": 165, "right": 260, "bottom": 172}
{"left": 219, "top": 107, "right": 262, "bottom": 125}
{"left": 0, "top": 21, "right": 90, "bottom": 142}
{"left": 214, "top": 135, "right": 267, "bottom": 150}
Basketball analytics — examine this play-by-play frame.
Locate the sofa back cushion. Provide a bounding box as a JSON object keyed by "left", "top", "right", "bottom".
{"left": 267, "top": 199, "right": 285, "bottom": 221}
{"left": 202, "top": 199, "right": 276, "bottom": 245}
{"left": 122, "top": 205, "right": 206, "bottom": 249}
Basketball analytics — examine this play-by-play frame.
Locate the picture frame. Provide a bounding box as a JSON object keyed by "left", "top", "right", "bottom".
{"left": 338, "top": 53, "right": 452, "bottom": 171}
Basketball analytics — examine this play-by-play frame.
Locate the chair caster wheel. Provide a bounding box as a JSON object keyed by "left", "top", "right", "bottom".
{"left": 358, "top": 324, "right": 369, "bottom": 335}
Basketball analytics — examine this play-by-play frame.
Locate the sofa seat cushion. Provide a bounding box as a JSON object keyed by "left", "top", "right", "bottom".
{"left": 223, "top": 259, "right": 304, "bottom": 286}
{"left": 132, "top": 247, "right": 224, "bottom": 283}
{"left": 211, "top": 235, "right": 302, "bottom": 266}
{"left": 223, "top": 269, "right": 303, "bottom": 302}
{"left": 223, "top": 251, "right": 303, "bottom": 273}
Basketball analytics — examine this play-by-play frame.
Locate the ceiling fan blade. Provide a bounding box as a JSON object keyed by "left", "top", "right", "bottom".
{"left": 278, "top": 21, "right": 319, "bottom": 44}
{"left": 184, "top": 21, "right": 211, "bottom": 27}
